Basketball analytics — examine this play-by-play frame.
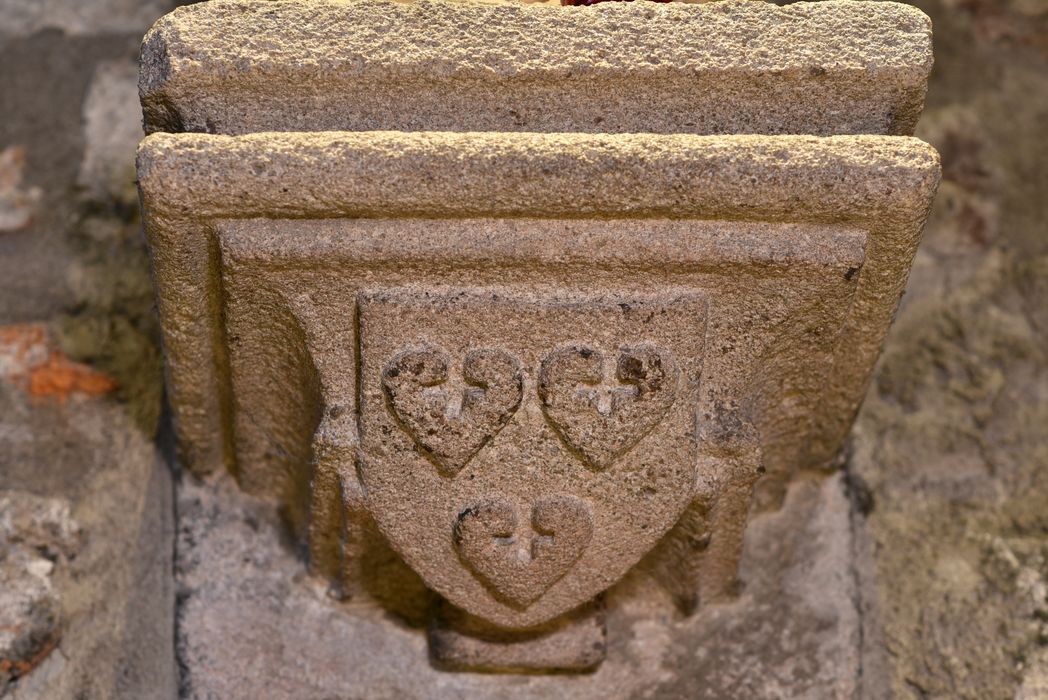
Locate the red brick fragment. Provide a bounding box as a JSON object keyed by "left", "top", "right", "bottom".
{"left": 0, "top": 324, "right": 117, "bottom": 401}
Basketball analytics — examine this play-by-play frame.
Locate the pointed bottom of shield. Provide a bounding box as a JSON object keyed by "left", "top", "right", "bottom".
{"left": 429, "top": 598, "right": 607, "bottom": 674}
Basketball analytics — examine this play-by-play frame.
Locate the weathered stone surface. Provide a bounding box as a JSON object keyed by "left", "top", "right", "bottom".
{"left": 0, "top": 548, "right": 60, "bottom": 692}
{"left": 1017, "top": 651, "right": 1048, "bottom": 700}
{"left": 0, "top": 492, "right": 79, "bottom": 692}
{"left": 430, "top": 600, "right": 608, "bottom": 673}
{"left": 138, "top": 129, "right": 937, "bottom": 669}
{"left": 0, "top": 24, "right": 172, "bottom": 696}
{"left": 137, "top": 130, "right": 939, "bottom": 502}
{"left": 357, "top": 291, "right": 710, "bottom": 628}
{"left": 1, "top": 0, "right": 1039, "bottom": 691}
{"left": 135, "top": 0, "right": 943, "bottom": 677}
{"left": 175, "top": 471, "right": 859, "bottom": 698}
{"left": 852, "top": 250, "right": 1048, "bottom": 700}
{"left": 0, "top": 492, "right": 81, "bottom": 560}
{"left": 0, "top": 377, "right": 175, "bottom": 699}
{"left": 845, "top": 1, "right": 1048, "bottom": 696}
{"left": 382, "top": 345, "right": 525, "bottom": 476}
{"left": 140, "top": 0, "right": 932, "bottom": 137}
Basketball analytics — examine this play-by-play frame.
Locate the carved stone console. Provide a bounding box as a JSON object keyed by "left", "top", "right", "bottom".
{"left": 137, "top": 0, "right": 940, "bottom": 677}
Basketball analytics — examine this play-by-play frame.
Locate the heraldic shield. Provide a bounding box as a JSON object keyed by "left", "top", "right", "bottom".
{"left": 357, "top": 289, "right": 708, "bottom": 630}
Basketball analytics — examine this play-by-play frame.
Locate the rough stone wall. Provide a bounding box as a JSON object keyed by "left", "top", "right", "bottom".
{"left": 0, "top": 0, "right": 1045, "bottom": 698}
{"left": 0, "top": 3, "right": 182, "bottom": 699}
{"left": 846, "top": 1, "right": 1048, "bottom": 697}
{"left": 0, "top": 2, "right": 177, "bottom": 433}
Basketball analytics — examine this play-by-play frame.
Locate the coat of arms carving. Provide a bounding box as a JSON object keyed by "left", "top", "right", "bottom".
{"left": 357, "top": 290, "right": 709, "bottom": 629}
{"left": 134, "top": 0, "right": 942, "bottom": 686}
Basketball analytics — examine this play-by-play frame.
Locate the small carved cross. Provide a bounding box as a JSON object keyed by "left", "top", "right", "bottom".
{"left": 576, "top": 352, "right": 638, "bottom": 417}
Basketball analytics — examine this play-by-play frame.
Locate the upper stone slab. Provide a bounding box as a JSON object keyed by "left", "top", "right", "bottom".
{"left": 140, "top": 0, "right": 933, "bottom": 136}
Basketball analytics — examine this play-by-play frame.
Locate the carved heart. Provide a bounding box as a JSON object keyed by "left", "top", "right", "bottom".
{"left": 383, "top": 347, "right": 523, "bottom": 474}
{"left": 538, "top": 345, "right": 679, "bottom": 470}
{"left": 453, "top": 496, "right": 593, "bottom": 608}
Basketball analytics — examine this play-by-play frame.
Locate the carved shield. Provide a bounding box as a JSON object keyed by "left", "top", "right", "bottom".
{"left": 357, "top": 289, "right": 707, "bottom": 629}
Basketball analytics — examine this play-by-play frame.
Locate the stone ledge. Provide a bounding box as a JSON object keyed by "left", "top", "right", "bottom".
{"left": 138, "top": 131, "right": 940, "bottom": 220}
{"left": 140, "top": 0, "right": 932, "bottom": 136}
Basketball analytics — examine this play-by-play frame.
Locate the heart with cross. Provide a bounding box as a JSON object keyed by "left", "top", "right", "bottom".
{"left": 382, "top": 346, "right": 524, "bottom": 474}
{"left": 453, "top": 495, "right": 594, "bottom": 608}
{"left": 538, "top": 344, "right": 680, "bottom": 470}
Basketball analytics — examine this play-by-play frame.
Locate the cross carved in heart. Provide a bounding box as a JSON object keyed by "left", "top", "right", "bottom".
{"left": 538, "top": 344, "right": 679, "bottom": 470}
{"left": 383, "top": 347, "right": 523, "bottom": 474}
{"left": 453, "top": 496, "right": 593, "bottom": 608}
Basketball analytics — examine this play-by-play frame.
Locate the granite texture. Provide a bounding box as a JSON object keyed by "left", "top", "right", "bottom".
{"left": 139, "top": 0, "right": 932, "bottom": 137}
{"left": 138, "top": 129, "right": 937, "bottom": 669}
{"left": 0, "top": 0, "right": 1039, "bottom": 694}
{"left": 137, "top": 130, "right": 940, "bottom": 504}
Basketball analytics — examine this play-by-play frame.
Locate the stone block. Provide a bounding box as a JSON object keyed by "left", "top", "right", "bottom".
{"left": 0, "top": 364, "right": 175, "bottom": 699}
{"left": 77, "top": 60, "right": 143, "bottom": 202}
{"left": 138, "top": 130, "right": 939, "bottom": 491}
{"left": 139, "top": 0, "right": 933, "bottom": 136}
{"left": 138, "top": 129, "right": 938, "bottom": 670}
{"left": 429, "top": 600, "right": 608, "bottom": 673}
{"left": 0, "top": 492, "right": 79, "bottom": 692}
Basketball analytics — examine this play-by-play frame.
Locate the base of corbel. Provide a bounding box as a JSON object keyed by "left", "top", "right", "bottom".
{"left": 429, "top": 599, "right": 607, "bottom": 673}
